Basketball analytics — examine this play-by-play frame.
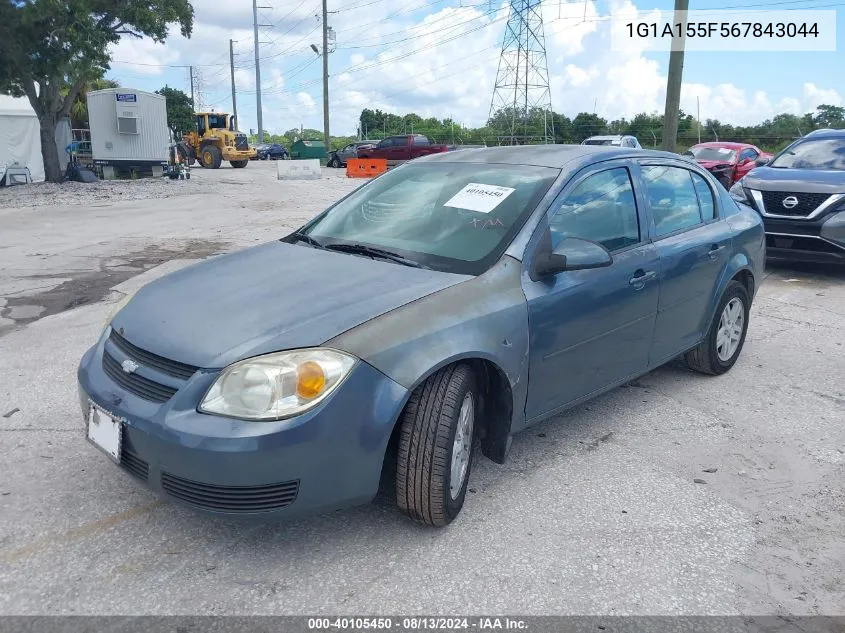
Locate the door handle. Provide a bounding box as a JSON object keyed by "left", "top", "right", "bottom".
{"left": 708, "top": 244, "right": 726, "bottom": 260}
{"left": 629, "top": 270, "right": 657, "bottom": 287}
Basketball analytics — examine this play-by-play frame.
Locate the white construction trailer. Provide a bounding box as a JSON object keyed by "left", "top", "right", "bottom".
{"left": 87, "top": 88, "right": 169, "bottom": 179}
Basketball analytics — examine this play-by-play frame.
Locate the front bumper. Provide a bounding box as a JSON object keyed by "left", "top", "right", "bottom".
{"left": 761, "top": 210, "right": 845, "bottom": 264}
{"left": 77, "top": 332, "right": 408, "bottom": 520}
{"left": 222, "top": 147, "right": 257, "bottom": 161}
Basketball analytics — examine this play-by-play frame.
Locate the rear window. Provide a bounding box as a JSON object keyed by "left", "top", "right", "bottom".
{"left": 583, "top": 139, "right": 616, "bottom": 146}
{"left": 769, "top": 138, "right": 845, "bottom": 170}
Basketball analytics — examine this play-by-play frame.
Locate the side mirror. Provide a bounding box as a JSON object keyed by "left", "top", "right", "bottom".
{"left": 531, "top": 237, "right": 613, "bottom": 279}
{"left": 754, "top": 157, "right": 770, "bottom": 167}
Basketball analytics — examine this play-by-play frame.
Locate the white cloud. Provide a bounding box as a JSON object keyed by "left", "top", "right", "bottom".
{"left": 103, "top": 0, "right": 842, "bottom": 136}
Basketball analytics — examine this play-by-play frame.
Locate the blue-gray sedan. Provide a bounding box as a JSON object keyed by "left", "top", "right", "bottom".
{"left": 77, "top": 145, "right": 765, "bottom": 526}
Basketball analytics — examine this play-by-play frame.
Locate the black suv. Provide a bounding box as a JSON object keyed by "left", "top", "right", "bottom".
{"left": 730, "top": 128, "right": 845, "bottom": 264}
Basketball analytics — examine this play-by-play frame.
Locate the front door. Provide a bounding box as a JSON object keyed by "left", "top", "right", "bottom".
{"left": 639, "top": 163, "right": 733, "bottom": 364}
{"left": 524, "top": 163, "right": 660, "bottom": 420}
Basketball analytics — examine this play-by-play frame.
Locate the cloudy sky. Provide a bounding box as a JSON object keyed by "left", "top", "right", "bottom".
{"left": 105, "top": 0, "right": 844, "bottom": 137}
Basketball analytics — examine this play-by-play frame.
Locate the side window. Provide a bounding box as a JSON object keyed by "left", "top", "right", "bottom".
{"left": 548, "top": 167, "right": 640, "bottom": 252}
{"left": 691, "top": 172, "right": 716, "bottom": 221}
{"left": 642, "top": 166, "right": 703, "bottom": 237}
{"left": 415, "top": 136, "right": 429, "bottom": 146}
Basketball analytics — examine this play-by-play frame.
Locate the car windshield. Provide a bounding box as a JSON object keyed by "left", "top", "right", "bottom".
{"left": 769, "top": 138, "right": 845, "bottom": 170}
{"left": 690, "top": 146, "right": 737, "bottom": 162}
{"left": 295, "top": 162, "right": 559, "bottom": 275}
{"left": 583, "top": 139, "right": 616, "bottom": 146}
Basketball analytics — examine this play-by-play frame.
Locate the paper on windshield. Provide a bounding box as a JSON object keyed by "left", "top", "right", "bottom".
{"left": 444, "top": 183, "right": 515, "bottom": 213}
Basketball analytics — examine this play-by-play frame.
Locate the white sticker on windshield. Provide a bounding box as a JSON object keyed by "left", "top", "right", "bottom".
{"left": 443, "top": 183, "right": 516, "bottom": 213}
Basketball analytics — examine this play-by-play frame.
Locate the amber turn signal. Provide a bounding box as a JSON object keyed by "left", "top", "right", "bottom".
{"left": 296, "top": 361, "right": 326, "bottom": 399}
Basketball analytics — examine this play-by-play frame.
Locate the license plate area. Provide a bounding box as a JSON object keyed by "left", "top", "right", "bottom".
{"left": 86, "top": 401, "right": 123, "bottom": 463}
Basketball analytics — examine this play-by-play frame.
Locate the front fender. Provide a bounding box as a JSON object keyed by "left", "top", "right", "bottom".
{"left": 325, "top": 255, "right": 530, "bottom": 461}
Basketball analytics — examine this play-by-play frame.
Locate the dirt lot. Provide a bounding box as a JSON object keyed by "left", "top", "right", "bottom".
{"left": 0, "top": 160, "right": 843, "bottom": 615}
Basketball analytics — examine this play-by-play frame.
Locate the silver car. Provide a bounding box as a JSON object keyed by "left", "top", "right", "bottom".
{"left": 328, "top": 140, "right": 379, "bottom": 168}
{"left": 582, "top": 135, "right": 642, "bottom": 149}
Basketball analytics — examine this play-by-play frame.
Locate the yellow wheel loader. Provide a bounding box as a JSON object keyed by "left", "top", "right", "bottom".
{"left": 182, "top": 112, "right": 256, "bottom": 169}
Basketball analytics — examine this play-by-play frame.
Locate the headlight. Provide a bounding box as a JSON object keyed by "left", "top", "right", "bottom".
{"left": 102, "top": 290, "right": 136, "bottom": 331}
{"left": 198, "top": 348, "right": 356, "bottom": 420}
{"left": 729, "top": 179, "right": 748, "bottom": 203}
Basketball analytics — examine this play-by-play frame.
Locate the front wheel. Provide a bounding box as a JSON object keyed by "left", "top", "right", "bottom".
{"left": 329, "top": 156, "right": 341, "bottom": 168}
{"left": 686, "top": 280, "right": 750, "bottom": 375}
{"left": 395, "top": 364, "right": 477, "bottom": 526}
{"left": 201, "top": 145, "right": 222, "bottom": 169}
{"left": 230, "top": 160, "right": 248, "bottom": 168}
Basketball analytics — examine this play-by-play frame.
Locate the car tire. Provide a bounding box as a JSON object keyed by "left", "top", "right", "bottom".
{"left": 395, "top": 363, "right": 477, "bottom": 526}
{"left": 329, "top": 156, "right": 341, "bottom": 168}
{"left": 685, "top": 280, "right": 750, "bottom": 375}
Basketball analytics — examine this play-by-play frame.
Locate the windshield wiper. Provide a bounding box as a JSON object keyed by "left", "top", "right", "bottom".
{"left": 324, "top": 243, "right": 429, "bottom": 269}
{"left": 289, "top": 232, "right": 326, "bottom": 249}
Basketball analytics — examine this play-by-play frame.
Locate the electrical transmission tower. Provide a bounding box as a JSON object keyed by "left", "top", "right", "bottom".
{"left": 488, "top": 0, "right": 554, "bottom": 145}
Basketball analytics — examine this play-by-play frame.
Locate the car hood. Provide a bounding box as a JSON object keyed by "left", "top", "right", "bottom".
{"left": 744, "top": 167, "right": 845, "bottom": 193}
{"left": 696, "top": 159, "right": 734, "bottom": 169}
{"left": 110, "top": 241, "right": 470, "bottom": 369}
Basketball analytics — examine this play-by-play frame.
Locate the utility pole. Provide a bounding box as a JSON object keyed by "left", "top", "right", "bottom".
{"left": 189, "top": 66, "right": 194, "bottom": 106}
{"left": 252, "top": 0, "right": 264, "bottom": 143}
{"left": 229, "top": 40, "right": 239, "bottom": 131}
{"left": 321, "top": 0, "right": 330, "bottom": 152}
{"left": 697, "top": 95, "right": 701, "bottom": 144}
{"left": 661, "top": 0, "right": 689, "bottom": 152}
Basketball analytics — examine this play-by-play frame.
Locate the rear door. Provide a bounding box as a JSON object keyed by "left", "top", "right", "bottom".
{"left": 639, "top": 161, "right": 733, "bottom": 365}
{"left": 523, "top": 161, "right": 660, "bottom": 419}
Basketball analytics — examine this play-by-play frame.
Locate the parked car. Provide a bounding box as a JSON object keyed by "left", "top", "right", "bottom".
{"left": 686, "top": 142, "right": 772, "bottom": 189}
{"left": 356, "top": 134, "right": 450, "bottom": 165}
{"left": 327, "top": 140, "right": 378, "bottom": 168}
{"left": 582, "top": 135, "right": 642, "bottom": 149}
{"left": 254, "top": 143, "right": 289, "bottom": 160}
{"left": 729, "top": 128, "right": 845, "bottom": 264}
{"left": 78, "top": 145, "right": 763, "bottom": 527}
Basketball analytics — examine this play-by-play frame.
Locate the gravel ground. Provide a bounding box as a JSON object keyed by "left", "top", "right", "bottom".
{"left": 0, "top": 161, "right": 843, "bottom": 616}
{"left": 0, "top": 159, "right": 354, "bottom": 209}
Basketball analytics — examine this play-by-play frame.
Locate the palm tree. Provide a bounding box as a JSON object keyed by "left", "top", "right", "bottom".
{"left": 65, "top": 78, "right": 120, "bottom": 128}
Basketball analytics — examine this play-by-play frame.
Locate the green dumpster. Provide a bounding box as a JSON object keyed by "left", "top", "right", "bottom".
{"left": 290, "top": 139, "right": 327, "bottom": 161}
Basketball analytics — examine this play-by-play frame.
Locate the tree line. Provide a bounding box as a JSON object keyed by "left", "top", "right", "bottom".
{"left": 358, "top": 105, "right": 845, "bottom": 153}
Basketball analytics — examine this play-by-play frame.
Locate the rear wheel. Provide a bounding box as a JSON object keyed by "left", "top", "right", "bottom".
{"left": 230, "top": 160, "right": 248, "bottom": 168}
{"left": 686, "top": 280, "right": 750, "bottom": 375}
{"left": 201, "top": 145, "right": 222, "bottom": 169}
{"left": 395, "top": 364, "right": 477, "bottom": 526}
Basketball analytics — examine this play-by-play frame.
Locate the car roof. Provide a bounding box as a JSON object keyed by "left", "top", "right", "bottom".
{"left": 418, "top": 144, "right": 678, "bottom": 168}
{"left": 802, "top": 128, "right": 845, "bottom": 139}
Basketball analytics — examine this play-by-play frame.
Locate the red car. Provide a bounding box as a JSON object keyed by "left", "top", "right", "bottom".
{"left": 685, "top": 142, "right": 773, "bottom": 188}
{"left": 357, "top": 134, "right": 449, "bottom": 165}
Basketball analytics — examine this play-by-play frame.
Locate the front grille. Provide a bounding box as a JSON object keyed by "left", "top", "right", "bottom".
{"left": 161, "top": 472, "right": 300, "bottom": 513}
{"left": 102, "top": 351, "right": 178, "bottom": 403}
{"left": 120, "top": 436, "right": 149, "bottom": 482}
{"left": 235, "top": 135, "right": 248, "bottom": 151}
{"left": 760, "top": 191, "right": 831, "bottom": 217}
{"left": 109, "top": 330, "right": 198, "bottom": 380}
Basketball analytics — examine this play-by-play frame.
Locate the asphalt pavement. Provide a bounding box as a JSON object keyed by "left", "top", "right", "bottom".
{"left": 0, "top": 162, "right": 843, "bottom": 615}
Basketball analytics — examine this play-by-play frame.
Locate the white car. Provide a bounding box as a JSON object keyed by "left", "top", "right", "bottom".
{"left": 581, "top": 135, "right": 642, "bottom": 149}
